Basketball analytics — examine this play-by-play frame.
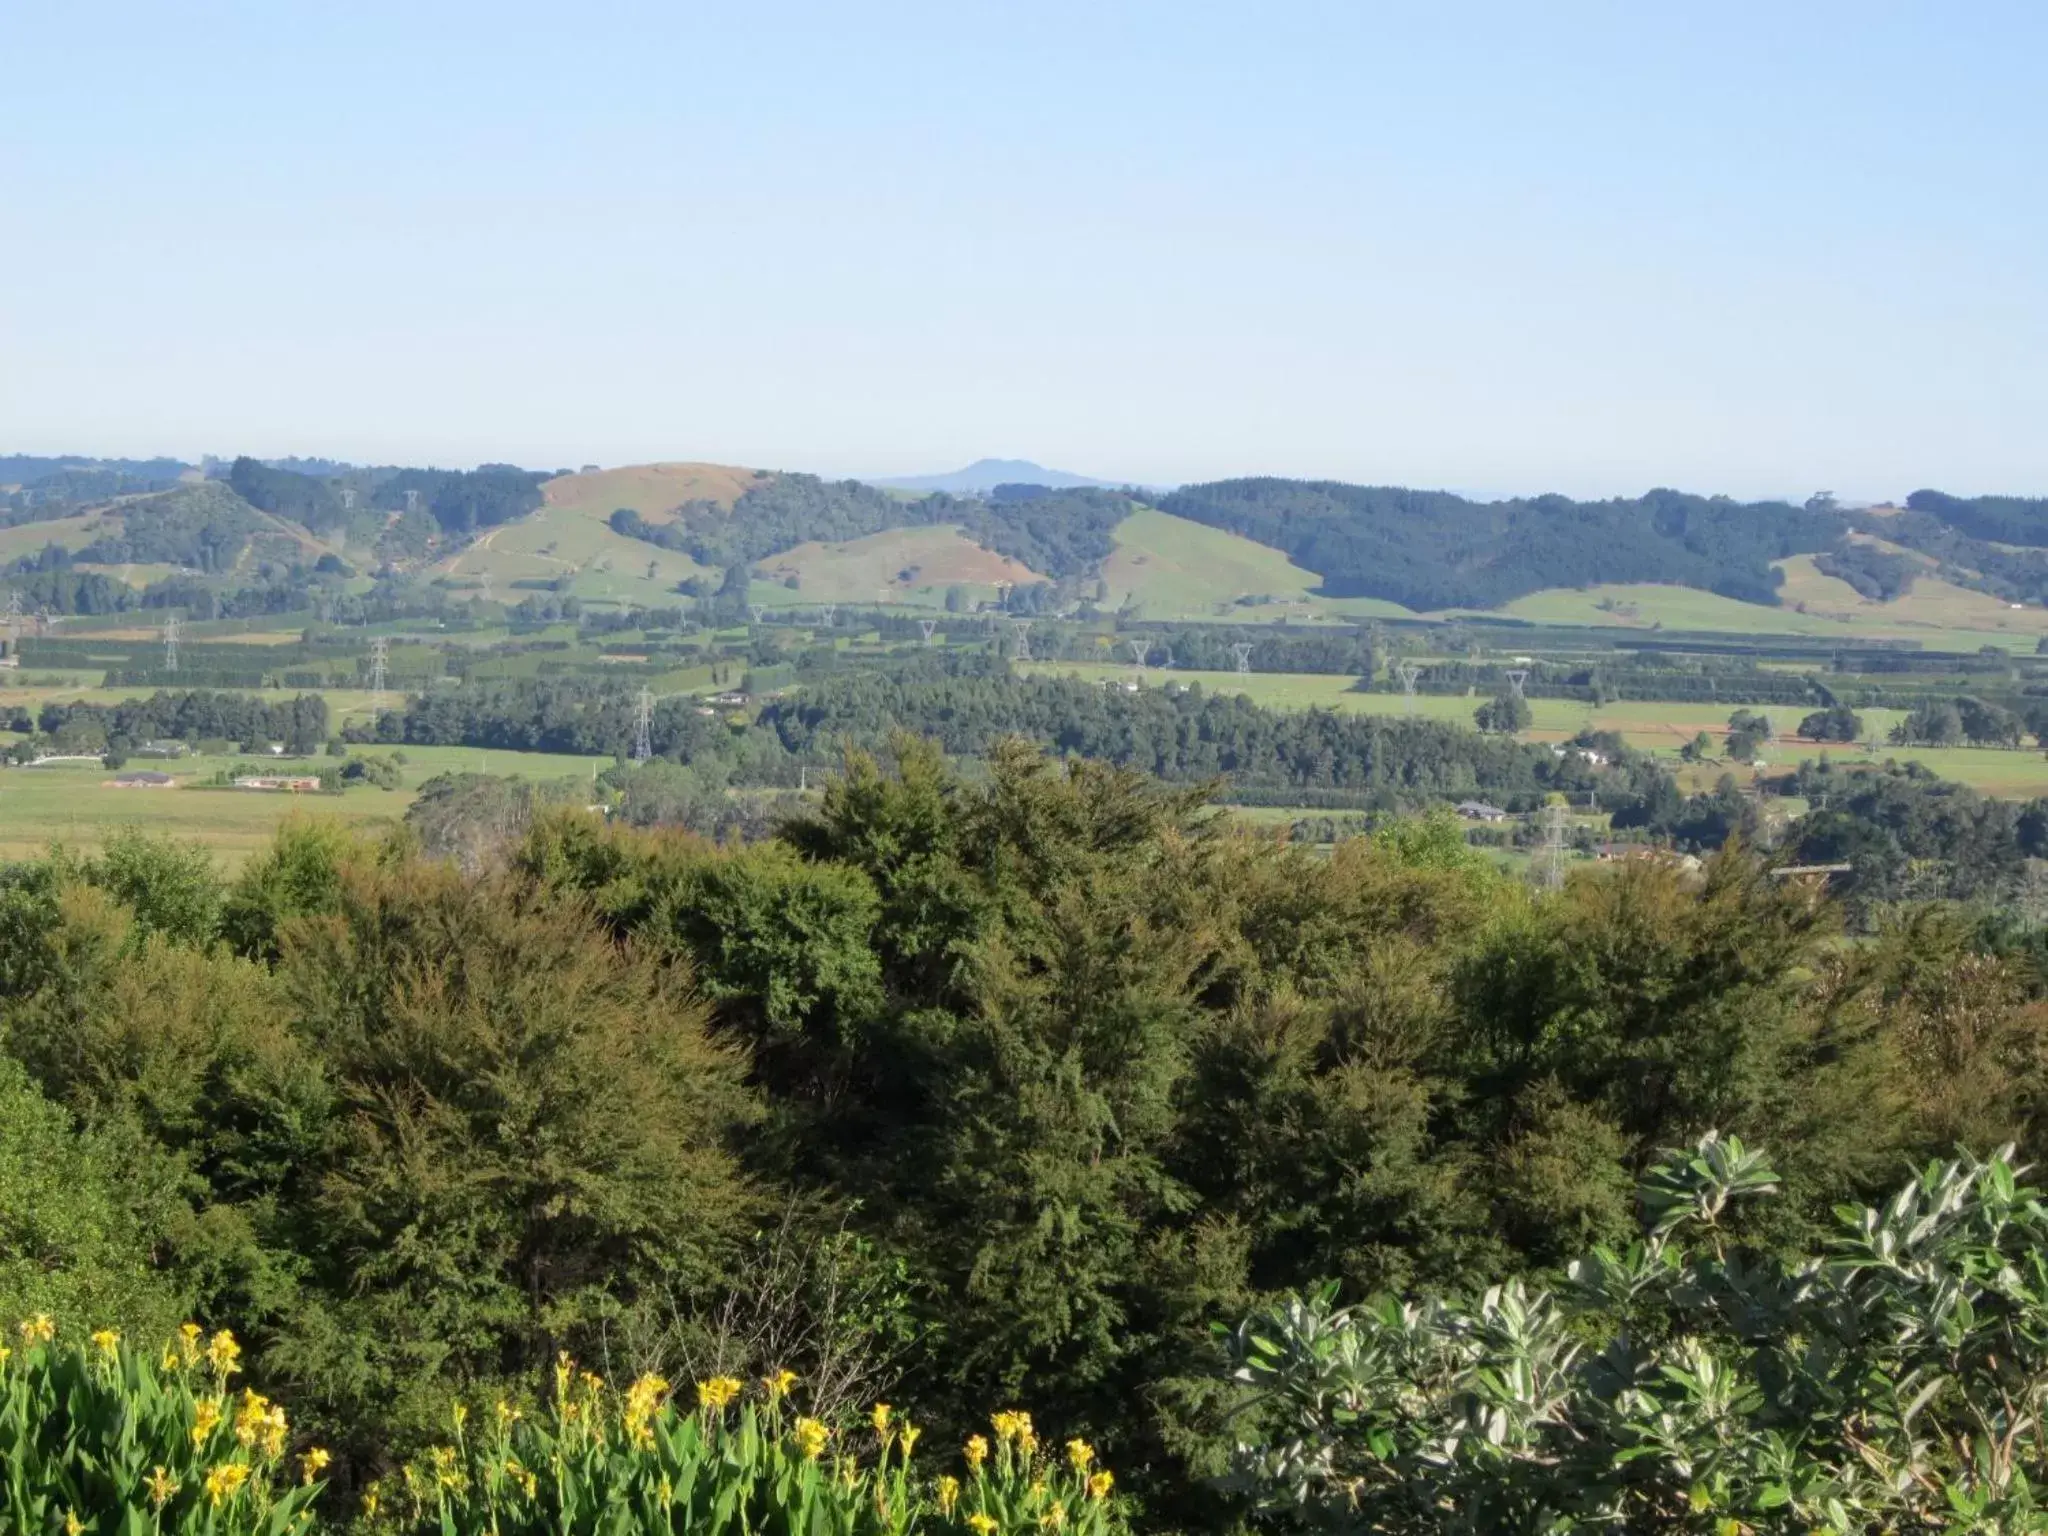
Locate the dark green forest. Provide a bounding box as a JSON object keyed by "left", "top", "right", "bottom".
{"left": 1154, "top": 480, "right": 1841, "bottom": 609}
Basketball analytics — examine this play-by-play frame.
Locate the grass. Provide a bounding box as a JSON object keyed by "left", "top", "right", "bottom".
{"left": 0, "top": 743, "right": 608, "bottom": 866}
{"left": 750, "top": 526, "right": 1042, "bottom": 609}
{"left": 1101, "top": 508, "right": 1335, "bottom": 619}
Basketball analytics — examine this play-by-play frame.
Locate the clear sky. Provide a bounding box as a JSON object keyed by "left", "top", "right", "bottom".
{"left": 5, "top": 2, "right": 2045, "bottom": 499}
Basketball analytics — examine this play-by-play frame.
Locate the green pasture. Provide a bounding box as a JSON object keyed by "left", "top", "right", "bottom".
{"left": 0, "top": 743, "right": 608, "bottom": 865}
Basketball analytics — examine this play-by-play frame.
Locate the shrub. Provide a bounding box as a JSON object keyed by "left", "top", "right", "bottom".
{"left": 1220, "top": 1134, "right": 2048, "bottom": 1533}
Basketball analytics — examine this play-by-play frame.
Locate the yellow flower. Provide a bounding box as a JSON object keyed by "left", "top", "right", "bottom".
{"left": 178, "top": 1322, "right": 204, "bottom": 1366}
{"left": 991, "top": 1409, "right": 1034, "bottom": 1446}
{"left": 160, "top": 1345, "right": 179, "bottom": 1371}
{"left": 19, "top": 1314, "right": 55, "bottom": 1345}
{"left": 1088, "top": 1470, "right": 1114, "bottom": 1501}
{"left": 495, "top": 1398, "right": 520, "bottom": 1429}
{"left": 938, "top": 1474, "right": 961, "bottom": 1513}
{"left": 203, "top": 1462, "right": 251, "bottom": 1506}
{"left": 1066, "top": 1438, "right": 1094, "bottom": 1471}
{"left": 763, "top": 1367, "right": 798, "bottom": 1399}
{"left": 871, "top": 1401, "right": 892, "bottom": 1434}
{"left": 696, "top": 1374, "right": 741, "bottom": 1411}
{"left": 361, "top": 1481, "right": 383, "bottom": 1519}
{"left": 300, "top": 1447, "right": 331, "bottom": 1484}
{"left": 554, "top": 1352, "right": 575, "bottom": 1401}
{"left": 261, "top": 1405, "right": 288, "bottom": 1459}
{"left": 233, "top": 1388, "right": 272, "bottom": 1448}
{"left": 65, "top": 1515, "right": 84, "bottom": 1536}
{"left": 452, "top": 1402, "right": 470, "bottom": 1432}
{"left": 206, "top": 1329, "right": 241, "bottom": 1379}
{"left": 965, "top": 1434, "right": 989, "bottom": 1469}
{"left": 145, "top": 1466, "right": 179, "bottom": 1508}
{"left": 968, "top": 1515, "right": 999, "bottom": 1536}
{"left": 1040, "top": 1507, "right": 1067, "bottom": 1531}
{"left": 91, "top": 1328, "right": 120, "bottom": 1360}
{"left": 0, "top": 1344, "right": 11, "bottom": 1368}
{"left": 793, "top": 1416, "right": 830, "bottom": 1460}
{"left": 192, "top": 1395, "right": 223, "bottom": 1448}
{"left": 899, "top": 1421, "right": 922, "bottom": 1457}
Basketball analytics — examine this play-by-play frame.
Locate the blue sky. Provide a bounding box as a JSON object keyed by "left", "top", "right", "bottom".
{"left": 5, "top": 1, "right": 2045, "bottom": 498}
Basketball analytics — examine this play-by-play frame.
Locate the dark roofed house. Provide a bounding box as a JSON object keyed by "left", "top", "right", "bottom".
{"left": 110, "top": 770, "right": 175, "bottom": 788}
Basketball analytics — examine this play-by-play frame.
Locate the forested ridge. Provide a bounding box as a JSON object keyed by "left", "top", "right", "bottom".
{"left": 9, "top": 744, "right": 2048, "bottom": 1529}
{"left": 1154, "top": 479, "right": 1841, "bottom": 609}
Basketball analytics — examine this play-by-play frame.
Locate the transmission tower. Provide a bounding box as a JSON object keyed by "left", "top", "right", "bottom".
{"left": 33, "top": 606, "right": 49, "bottom": 636}
{"left": 818, "top": 604, "right": 836, "bottom": 628}
{"left": 1231, "top": 642, "right": 1254, "bottom": 676}
{"left": 1128, "top": 639, "right": 1149, "bottom": 674}
{"left": 479, "top": 572, "right": 493, "bottom": 603}
{"left": 368, "top": 636, "right": 389, "bottom": 709}
{"left": 162, "top": 613, "right": 180, "bottom": 673}
{"left": 3, "top": 589, "right": 21, "bottom": 648}
{"left": 1538, "top": 802, "right": 1570, "bottom": 891}
{"left": 919, "top": 619, "right": 938, "bottom": 644}
{"left": 404, "top": 489, "right": 421, "bottom": 514}
{"left": 749, "top": 604, "right": 766, "bottom": 626}
{"left": 1011, "top": 619, "right": 1033, "bottom": 662}
{"left": 1396, "top": 660, "right": 1422, "bottom": 715}
{"left": 1504, "top": 668, "right": 1529, "bottom": 701}
{"left": 340, "top": 487, "right": 358, "bottom": 512}
{"left": 632, "top": 687, "right": 653, "bottom": 764}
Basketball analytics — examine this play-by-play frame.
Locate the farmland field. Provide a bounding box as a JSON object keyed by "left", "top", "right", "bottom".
{"left": 0, "top": 743, "right": 608, "bottom": 865}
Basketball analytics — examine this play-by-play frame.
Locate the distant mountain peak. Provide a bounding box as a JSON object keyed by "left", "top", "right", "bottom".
{"left": 870, "top": 458, "right": 1109, "bottom": 494}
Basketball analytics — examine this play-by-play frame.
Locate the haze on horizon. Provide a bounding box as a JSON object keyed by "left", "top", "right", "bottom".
{"left": 5, "top": 2, "right": 2045, "bottom": 503}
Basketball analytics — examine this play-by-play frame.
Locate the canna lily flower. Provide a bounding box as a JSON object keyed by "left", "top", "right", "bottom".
{"left": 899, "top": 1420, "right": 922, "bottom": 1456}
{"left": 938, "top": 1474, "right": 961, "bottom": 1515}
{"left": 763, "top": 1367, "right": 798, "bottom": 1399}
{"left": 965, "top": 1434, "right": 989, "bottom": 1469}
{"left": 91, "top": 1328, "right": 120, "bottom": 1360}
{"left": 203, "top": 1462, "right": 251, "bottom": 1506}
{"left": 696, "top": 1375, "right": 742, "bottom": 1412}
{"left": 65, "top": 1515, "right": 83, "bottom": 1536}
{"left": 300, "top": 1447, "right": 331, "bottom": 1484}
{"left": 192, "top": 1395, "right": 223, "bottom": 1448}
{"left": 871, "top": 1401, "right": 892, "bottom": 1434}
{"left": 145, "top": 1467, "right": 179, "bottom": 1508}
{"left": 178, "top": 1322, "right": 204, "bottom": 1366}
{"left": 991, "top": 1409, "right": 1032, "bottom": 1443}
{"left": 968, "top": 1516, "right": 999, "bottom": 1536}
{"left": 793, "top": 1416, "right": 830, "bottom": 1460}
{"left": 1088, "top": 1470, "right": 1114, "bottom": 1500}
{"left": 361, "top": 1481, "right": 382, "bottom": 1519}
{"left": 19, "top": 1314, "right": 55, "bottom": 1345}
{"left": 206, "top": 1329, "right": 241, "bottom": 1379}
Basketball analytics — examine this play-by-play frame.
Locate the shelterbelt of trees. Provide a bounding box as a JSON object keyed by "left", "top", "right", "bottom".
{"left": 7, "top": 740, "right": 2048, "bottom": 1528}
